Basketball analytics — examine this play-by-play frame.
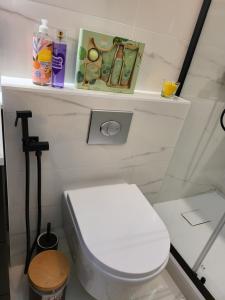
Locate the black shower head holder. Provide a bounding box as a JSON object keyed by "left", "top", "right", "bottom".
{"left": 15, "top": 110, "right": 32, "bottom": 127}
{"left": 24, "top": 140, "right": 49, "bottom": 153}
{"left": 15, "top": 110, "right": 49, "bottom": 153}
{"left": 15, "top": 110, "right": 50, "bottom": 274}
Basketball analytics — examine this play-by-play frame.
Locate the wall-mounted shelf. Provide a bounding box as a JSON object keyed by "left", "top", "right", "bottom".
{"left": 1, "top": 76, "right": 189, "bottom": 105}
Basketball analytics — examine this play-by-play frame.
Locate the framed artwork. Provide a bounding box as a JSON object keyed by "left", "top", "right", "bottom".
{"left": 75, "top": 29, "right": 145, "bottom": 94}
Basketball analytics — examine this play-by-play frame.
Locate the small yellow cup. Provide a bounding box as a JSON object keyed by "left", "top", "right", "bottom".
{"left": 161, "top": 81, "right": 180, "bottom": 98}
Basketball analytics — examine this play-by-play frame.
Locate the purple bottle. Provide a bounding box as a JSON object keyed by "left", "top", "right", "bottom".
{"left": 52, "top": 30, "right": 67, "bottom": 88}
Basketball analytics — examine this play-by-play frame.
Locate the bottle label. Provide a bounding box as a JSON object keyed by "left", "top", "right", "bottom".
{"left": 52, "top": 55, "right": 64, "bottom": 70}
{"left": 52, "top": 43, "right": 66, "bottom": 87}
{"left": 32, "top": 36, "right": 53, "bottom": 85}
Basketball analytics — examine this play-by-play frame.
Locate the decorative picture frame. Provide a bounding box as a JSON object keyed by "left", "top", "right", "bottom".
{"left": 75, "top": 29, "right": 145, "bottom": 94}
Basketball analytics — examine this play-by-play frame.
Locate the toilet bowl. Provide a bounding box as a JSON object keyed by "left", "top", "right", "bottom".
{"left": 63, "top": 183, "right": 170, "bottom": 300}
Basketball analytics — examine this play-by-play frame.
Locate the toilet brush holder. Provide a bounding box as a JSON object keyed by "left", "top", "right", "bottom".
{"left": 37, "top": 223, "right": 58, "bottom": 253}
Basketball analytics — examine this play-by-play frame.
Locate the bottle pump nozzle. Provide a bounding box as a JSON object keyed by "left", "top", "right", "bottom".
{"left": 39, "top": 19, "right": 48, "bottom": 33}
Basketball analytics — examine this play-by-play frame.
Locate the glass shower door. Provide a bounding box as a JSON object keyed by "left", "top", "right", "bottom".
{"left": 193, "top": 212, "right": 225, "bottom": 273}
{"left": 195, "top": 215, "right": 225, "bottom": 299}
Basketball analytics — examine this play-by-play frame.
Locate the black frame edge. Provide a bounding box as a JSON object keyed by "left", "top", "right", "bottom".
{"left": 172, "top": 1, "right": 214, "bottom": 298}
{"left": 176, "top": 0, "right": 212, "bottom": 96}
{"left": 0, "top": 109, "right": 10, "bottom": 299}
{"left": 1, "top": 109, "right": 9, "bottom": 235}
{"left": 171, "top": 244, "right": 215, "bottom": 300}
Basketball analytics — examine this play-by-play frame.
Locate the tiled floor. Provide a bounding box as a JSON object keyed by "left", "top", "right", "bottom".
{"left": 9, "top": 231, "right": 186, "bottom": 300}
{"left": 9, "top": 264, "right": 185, "bottom": 300}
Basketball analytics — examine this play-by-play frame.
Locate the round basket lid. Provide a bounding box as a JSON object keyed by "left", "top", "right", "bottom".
{"left": 28, "top": 250, "right": 70, "bottom": 292}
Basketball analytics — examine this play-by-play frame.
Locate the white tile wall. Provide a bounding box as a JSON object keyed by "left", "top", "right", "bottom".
{"left": 0, "top": 0, "right": 201, "bottom": 90}
{"left": 134, "top": 0, "right": 201, "bottom": 42}
{"left": 157, "top": 0, "right": 225, "bottom": 202}
{"left": 2, "top": 79, "right": 190, "bottom": 264}
{"left": 0, "top": 0, "right": 208, "bottom": 267}
{"left": 31, "top": 0, "right": 138, "bottom": 26}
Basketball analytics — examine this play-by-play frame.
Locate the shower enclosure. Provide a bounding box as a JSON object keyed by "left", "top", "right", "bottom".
{"left": 154, "top": 0, "right": 225, "bottom": 299}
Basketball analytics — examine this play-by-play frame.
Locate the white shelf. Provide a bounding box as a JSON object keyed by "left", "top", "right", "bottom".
{"left": 1, "top": 76, "right": 189, "bottom": 105}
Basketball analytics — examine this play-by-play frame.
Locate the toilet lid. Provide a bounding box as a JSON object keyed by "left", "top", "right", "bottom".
{"left": 66, "top": 184, "right": 170, "bottom": 278}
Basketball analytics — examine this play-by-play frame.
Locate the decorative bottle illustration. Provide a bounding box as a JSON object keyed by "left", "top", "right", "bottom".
{"left": 101, "top": 47, "right": 116, "bottom": 82}
{"left": 120, "top": 49, "right": 137, "bottom": 87}
{"left": 110, "top": 45, "right": 124, "bottom": 86}
{"left": 52, "top": 30, "right": 67, "bottom": 88}
{"left": 32, "top": 19, "right": 53, "bottom": 85}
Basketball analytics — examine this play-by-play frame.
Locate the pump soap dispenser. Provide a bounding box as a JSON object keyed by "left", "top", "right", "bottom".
{"left": 32, "top": 19, "right": 53, "bottom": 86}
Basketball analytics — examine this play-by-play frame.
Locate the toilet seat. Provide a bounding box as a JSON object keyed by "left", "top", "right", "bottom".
{"left": 65, "top": 184, "right": 170, "bottom": 280}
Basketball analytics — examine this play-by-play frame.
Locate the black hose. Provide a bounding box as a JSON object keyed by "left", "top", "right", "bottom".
{"left": 220, "top": 109, "right": 225, "bottom": 131}
{"left": 36, "top": 151, "right": 42, "bottom": 238}
{"left": 24, "top": 152, "right": 30, "bottom": 274}
{"left": 29, "top": 151, "right": 42, "bottom": 261}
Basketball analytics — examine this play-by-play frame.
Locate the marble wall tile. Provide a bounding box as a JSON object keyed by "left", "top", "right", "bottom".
{"left": 0, "top": 0, "right": 207, "bottom": 268}
{"left": 30, "top": 0, "right": 138, "bottom": 26}
{"left": 134, "top": 0, "right": 201, "bottom": 43}
{"left": 157, "top": 97, "right": 222, "bottom": 202}
{"left": 185, "top": 101, "right": 225, "bottom": 180}
{"left": 181, "top": 44, "right": 225, "bottom": 101}
{"left": 133, "top": 27, "right": 187, "bottom": 91}
{"left": 0, "top": 0, "right": 133, "bottom": 83}
{"left": 197, "top": 0, "right": 225, "bottom": 50}
{"left": 130, "top": 160, "right": 171, "bottom": 196}
{"left": 157, "top": 174, "right": 215, "bottom": 203}
{"left": 7, "top": 163, "right": 133, "bottom": 236}
{"left": 157, "top": 0, "right": 225, "bottom": 203}
{"left": 0, "top": 0, "right": 201, "bottom": 91}
{"left": 10, "top": 227, "right": 65, "bottom": 266}
{"left": 189, "top": 122, "right": 225, "bottom": 194}
{"left": 2, "top": 84, "right": 190, "bottom": 263}
{"left": 4, "top": 89, "right": 189, "bottom": 173}
{"left": 9, "top": 200, "right": 62, "bottom": 236}
{"left": 158, "top": 99, "right": 215, "bottom": 183}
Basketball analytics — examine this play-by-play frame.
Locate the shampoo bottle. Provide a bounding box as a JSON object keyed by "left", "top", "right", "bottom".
{"left": 52, "top": 30, "right": 67, "bottom": 88}
{"left": 32, "top": 19, "right": 53, "bottom": 85}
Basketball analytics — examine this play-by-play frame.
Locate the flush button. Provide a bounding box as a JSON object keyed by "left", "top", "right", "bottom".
{"left": 87, "top": 110, "right": 133, "bottom": 145}
{"left": 100, "top": 121, "right": 121, "bottom": 136}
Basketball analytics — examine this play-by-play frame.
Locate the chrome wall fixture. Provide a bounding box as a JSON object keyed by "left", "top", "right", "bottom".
{"left": 87, "top": 110, "right": 133, "bottom": 145}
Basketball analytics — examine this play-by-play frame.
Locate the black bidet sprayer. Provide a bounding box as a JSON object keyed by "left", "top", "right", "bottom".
{"left": 15, "top": 111, "right": 49, "bottom": 274}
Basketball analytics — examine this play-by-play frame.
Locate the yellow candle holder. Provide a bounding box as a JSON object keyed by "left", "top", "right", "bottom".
{"left": 161, "top": 80, "right": 180, "bottom": 98}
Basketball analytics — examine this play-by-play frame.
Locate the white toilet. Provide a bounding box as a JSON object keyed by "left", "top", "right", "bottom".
{"left": 63, "top": 183, "right": 170, "bottom": 300}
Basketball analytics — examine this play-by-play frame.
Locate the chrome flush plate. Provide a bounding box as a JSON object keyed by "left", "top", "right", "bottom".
{"left": 87, "top": 110, "right": 133, "bottom": 144}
